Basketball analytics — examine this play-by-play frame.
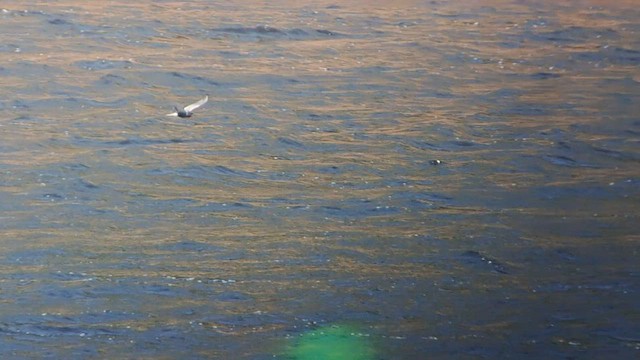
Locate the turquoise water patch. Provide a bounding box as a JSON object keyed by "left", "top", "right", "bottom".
{"left": 287, "top": 325, "right": 375, "bottom": 360}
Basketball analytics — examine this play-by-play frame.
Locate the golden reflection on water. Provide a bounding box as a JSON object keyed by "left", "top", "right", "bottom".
{"left": 0, "top": 0, "right": 638, "bottom": 358}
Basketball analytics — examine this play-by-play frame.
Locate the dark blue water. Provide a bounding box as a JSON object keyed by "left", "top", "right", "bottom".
{"left": 0, "top": 1, "right": 638, "bottom": 358}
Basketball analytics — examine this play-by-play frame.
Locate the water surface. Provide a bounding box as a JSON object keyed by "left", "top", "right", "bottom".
{"left": 0, "top": 1, "right": 638, "bottom": 358}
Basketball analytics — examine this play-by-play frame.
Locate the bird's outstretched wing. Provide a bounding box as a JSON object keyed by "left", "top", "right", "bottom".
{"left": 165, "top": 112, "right": 179, "bottom": 117}
{"left": 184, "top": 95, "right": 208, "bottom": 112}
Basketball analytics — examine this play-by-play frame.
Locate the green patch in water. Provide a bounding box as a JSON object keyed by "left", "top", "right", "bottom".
{"left": 288, "top": 324, "right": 375, "bottom": 360}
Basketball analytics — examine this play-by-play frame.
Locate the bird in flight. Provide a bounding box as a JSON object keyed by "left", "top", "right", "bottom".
{"left": 166, "top": 95, "right": 208, "bottom": 118}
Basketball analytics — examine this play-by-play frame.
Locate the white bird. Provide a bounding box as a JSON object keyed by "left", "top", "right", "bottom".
{"left": 166, "top": 95, "right": 208, "bottom": 118}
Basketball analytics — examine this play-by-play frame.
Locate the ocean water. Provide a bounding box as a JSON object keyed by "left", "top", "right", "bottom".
{"left": 0, "top": 1, "right": 638, "bottom": 358}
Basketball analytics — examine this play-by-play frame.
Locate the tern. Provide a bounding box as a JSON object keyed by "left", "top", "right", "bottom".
{"left": 166, "top": 95, "right": 208, "bottom": 118}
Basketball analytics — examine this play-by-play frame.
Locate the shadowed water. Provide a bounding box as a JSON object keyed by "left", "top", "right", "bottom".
{"left": 0, "top": 1, "right": 639, "bottom": 358}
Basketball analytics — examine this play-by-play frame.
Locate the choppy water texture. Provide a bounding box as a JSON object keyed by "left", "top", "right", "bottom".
{"left": 0, "top": 0, "right": 639, "bottom": 358}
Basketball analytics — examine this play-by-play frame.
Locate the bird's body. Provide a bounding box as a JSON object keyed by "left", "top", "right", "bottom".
{"left": 166, "top": 96, "right": 208, "bottom": 118}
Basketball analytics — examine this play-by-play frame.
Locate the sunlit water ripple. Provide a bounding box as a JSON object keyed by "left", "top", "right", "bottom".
{"left": 0, "top": 1, "right": 638, "bottom": 358}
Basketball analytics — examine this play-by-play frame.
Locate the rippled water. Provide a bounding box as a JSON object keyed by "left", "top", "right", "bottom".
{"left": 0, "top": 1, "right": 639, "bottom": 358}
